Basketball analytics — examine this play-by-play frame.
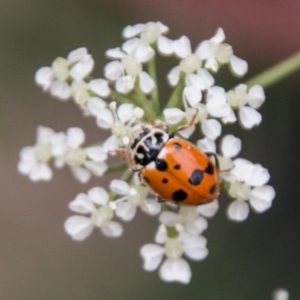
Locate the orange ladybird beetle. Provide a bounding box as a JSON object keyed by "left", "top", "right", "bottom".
{"left": 124, "top": 117, "right": 220, "bottom": 206}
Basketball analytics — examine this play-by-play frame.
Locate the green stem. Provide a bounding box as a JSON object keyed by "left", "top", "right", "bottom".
{"left": 110, "top": 91, "right": 131, "bottom": 104}
{"left": 147, "top": 56, "right": 160, "bottom": 115}
{"left": 166, "top": 226, "right": 179, "bottom": 238}
{"left": 104, "top": 163, "right": 128, "bottom": 175}
{"left": 133, "top": 79, "right": 152, "bottom": 120}
{"left": 165, "top": 72, "right": 185, "bottom": 109}
{"left": 246, "top": 50, "right": 300, "bottom": 88}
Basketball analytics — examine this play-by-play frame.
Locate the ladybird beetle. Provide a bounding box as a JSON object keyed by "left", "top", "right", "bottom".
{"left": 124, "top": 120, "right": 220, "bottom": 206}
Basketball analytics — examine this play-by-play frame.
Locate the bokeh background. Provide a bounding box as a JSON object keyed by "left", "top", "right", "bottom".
{"left": 1, "top": 0, "right": 300, "bottom": 299}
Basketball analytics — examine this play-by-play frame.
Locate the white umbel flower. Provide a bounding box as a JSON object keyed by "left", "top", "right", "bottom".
{"left": 110, "top": 179, "right": 148, "bottom": 221}
{"left": 104, "top": 38, "right": 155, "bottom": 94}
{"left": 35, "top": 47, "right": 94, "bottom": 100}
{"left": 64, "top": 187, "right": 123, "bottom": 241}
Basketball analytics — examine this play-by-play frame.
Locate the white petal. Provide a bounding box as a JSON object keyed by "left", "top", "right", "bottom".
{"left": 163, "top": 108, "right": 185, "bottom": 124}
{"left": 222, "top": 107, "right": 237, "bottom": 124}
{"left": 272, "top": 289, "right": 289, "bottom": 300}
{"left": 159, "top": 258, "right": 191, "bottom": 284}
{"left": 173, "top": 36, "right": 191, "bottom": 58}
{"left": 141, "top": 199, "right": 161, "bottom": 216}
{"left": 87, "top": 79, "right": 110, "bottom": 97}
{"left": 103, "top": 135, "right": 120, "bottom": 153}
{"left": 67, "top": 127, "right": 85, "bottom": 148}
{"left": 206, "top": 98, "right": 231, "bottom": 118}
{"left": 201, "top": 119, "right": 222, "bottom": 140}
{"left": 248, "top": 85, "right": 265, "bottom": 109}
{"left": 50, "top": 132, "right": 67, "bottom": 156}
{"left": 70, "top": 55, "right": 94, "bottom": 80}
{"left": 211, "top": 28, "right": 226, "bottom": 44}
{"left": 123, "top": 24, "right": 144, "bottom": 39}
{"left": 249, "top": 185, "right": 275, "bottom": 212}
{"left": 140, "top": 244, "right": 164, "bottom": 271}
{"left": 87, "top": 97, "right": 106, "bottom": 117}
{"left": 134, "top": 41, "right": 155, "bottom": 63}
{"left": 227, "top": 201, "right": 249, "bottom": 222}
{"left": 88, "top": 187, "right": 109, "bottom": 205}
{"left": 37, "top": 126, "right": 55, "bottom": 144}
{"left": 246, "top": 164, "right": 270, "bottom": 186}
{"left": 29, "top": 162, "right": 52, "bottom": 181}
{"left": 115, "top": 76, "right": 134, "bottom": 94}
{"left": 182, "top": 236, "right": 209, "bottom": 261}
{"left": 231, "top": 158, "right": 254, "bottom": 182}
{"left": 117, "top": 103, "right": 134, "bottom": 123}
{"left": 185, "top": 73, "right": 206, "bottom": 90}
{"left": 155, "top": 224, "right": 167, "bottom": 244}
{"left": 105, "top": 47, "right": 125, "bottom": 59}
{"left": 229, "top": 55, "right": 248, "bottom": 77}
{"left": 186, "top": 217, "right": 208, "bottom": 235}
{"left": 101, "top": 221, "right": 123, "bottom": 237}
{"left": 197, "top": 137, "right": 216, "bottom": 153}
{"left": 64, "top": 215, "right": 93, "bottom": 241}
{"left": 49, "top": 80, "right": 71, "bottom": 100}
{"left": 178, "top": 125, "right": 195, "bottom": 139}
{"left": 110, "top": 179, "right": 130, "bottom": 195}
{"left": 96, "top": 108, "right": 114, "bottom": 129}
{"left": 85, "top": 147, "right": 107, "bottom": 162}
{"left": 35, "top": 66, "right": 54, "bottom": 90}
{"left": 67, "top": 47, "right": 88, "bottom": 63}
{"left": 195, "top": 40, "right": 216, "bottom": 60}
{"left": 184, "top": 86, "right": 202, "bottom": 107}
{"left": 84, "top": 161, "right": 107, "bottom": 176}
{"left": 139, "top": 71, "right": 155, "bottom": 94}
{"left": 104, "top": 61, "right": 123, "bottom": 81}
{"left": 167, "top": 66, "right": 180, "bottom": 86}
{"left": 239, "top": 106, "right": 262, "bottom": 129}
{"left": 221, "top": 134, "right": 242, "bottom": 158}
{"left": 70, "top": 166, "right": 91, "bottom": 183}
{"left": 122, "top": 38, "right": 141, "bottom": 54}
{"left": 157, "top": 36, "right": 174, "bottom": 55}
{"left": 197, "top": 68, "right": 215, "bottom": 89}
{"left": 159, "top": 211, "right": 180, "bottom": 226}
{"left": 69, "top": 193, "right": 95, "bottom": 213}
{"left": 157, "top": 22, "right": 169, "bottom": 34}
{"left": 196, "top": 200, "right": 219, "bottom": 217}
{"left": 204, "top": 57, "right": 218, "bottom": 72}
{"left": 116, "top": 201, "right": 136, "bottom": 221}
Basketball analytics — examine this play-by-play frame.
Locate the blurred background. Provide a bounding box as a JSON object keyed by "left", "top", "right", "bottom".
{"left": 1, "top": 0, "right": 300, "bottom": 299}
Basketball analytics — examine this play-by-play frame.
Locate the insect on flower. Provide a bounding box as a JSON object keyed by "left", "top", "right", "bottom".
{"left": 115, "top": 111, "right": 220, "bottom": 206}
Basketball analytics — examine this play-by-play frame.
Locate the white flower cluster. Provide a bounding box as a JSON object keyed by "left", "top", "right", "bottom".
{"left": 19, "top": 21, "right": 275, "bottom": 284}
{"left": 18, "top": 126, "right": 107, "bottom": 182}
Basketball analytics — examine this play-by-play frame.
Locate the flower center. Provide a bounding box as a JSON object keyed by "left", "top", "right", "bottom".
{"left": 65, "top": 148, "right": 86, "bottom": 166}
{"left": 34, "top": 144, "right": 52, "bottom": 162}
{"left": 91, "top": 206, "right": 113, "bottom": 227}
{"left": 180, "top": 54, "right": 202, "bottom": 74}
{"left": 121, "top": 56, "right": 142, "bottom": 76}
{"left": 165, "top": 238, "right": 183, "bottom": 259}
{"left": 141, "top": 22, "right": 161, "bottom": 44}
{"left": 52, "top": 57, "right": 69, "bottom": 81}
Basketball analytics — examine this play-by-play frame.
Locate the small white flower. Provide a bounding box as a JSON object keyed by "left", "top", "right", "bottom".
{"left": 196, "top": 28, "right": 248, "bottom": 76}
{"left": 64, "top": 187, "right": 123, "bottom": 241}
{"left": 104, "top": 38, "right": 155, "bottom": 94}
{"left": 226, "top": 84, "right": 265, "bottom": 129}
{"left": 35, "top": 47, "right": 94, "bottom": 100}
{"left": 17, "top": 126, "right": 54, "bottom": 181}
{"left": 272, "top": 289, "right": 289, "bottom": 300}
{"left": 110, "top": 179, "right": 148, "bottom": 221}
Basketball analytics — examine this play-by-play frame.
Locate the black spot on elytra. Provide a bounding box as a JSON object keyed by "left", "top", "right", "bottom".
{"left": 155, "top": 159, "right": 168, "bottom": 171}
{"left": 143, "top": 176, "right": 150, "bottom": 183}
{"left": 162, "top": 178, "right": 168, "bottom": 184}
{"left": 188, "top": 169, "right": 204, "bottom": 186}
{"left": 174, "top": 164, "right": 181, "bottom": 170}
{"left": 210, "top": 183, "right": 217, "bottom": 194}
{"left": 172, "top": 189, "right": 188, "bottom": 202}
{"left": 173, "top": 143, "right": 182, "bottom": 149}
{"left": 205, "top": 162, "right": 214, "bottom": 175}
